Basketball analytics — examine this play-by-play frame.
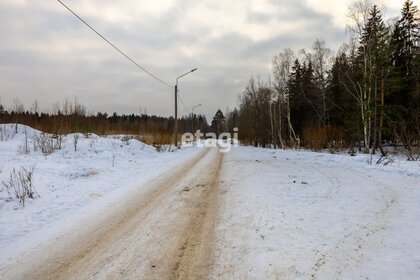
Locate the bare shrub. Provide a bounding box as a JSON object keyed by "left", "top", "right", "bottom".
{"left": 33, "top": 133, "right": 56, "bottom": 155}
{"left": 32, "top": 136, "right": 38, "bottom": 152}
{"left": 402, "top": 146, "right": 420, "bottom": 161}
{"left": 154, "top": 144, "right": 174, "bottom": 152}
{"left": 54, "top": 133, "right": 66, "bottom": 150}
{"left": 397, "top": 125, "right": 420, "bottom": 161}
{"left": 18, "top": 126, "right": 30, "bottom": 154}
{"left": 348, "top": 147, "right": 356, "bottom": 156}
{"left": 73, "top": 133, "right": 79, "bottom": 151}
{"left": 24, "top": 126, "right": 30, "bottom": 153}
{"left": 376, "top": 154, "right": 395, "bottom": 166}
{"left": 0, "top": 125, "right": 14, "bottom": 141}
{"left": 2, "top": 166, "right": 38, "bottom": 207}
{"left": 302, "top": 125, "right": 327, "bottom": 151}
{"left": 327, "top": 126, "right": 344, "bottom": 153}
{"left": 121, "top": 135, "right": 133, "bottom": 142}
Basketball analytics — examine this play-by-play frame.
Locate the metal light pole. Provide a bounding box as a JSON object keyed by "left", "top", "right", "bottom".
{"left": 175, "top": 68, "right": 197, "bottom": 147}
{"left": 191, "top": 103, "right": 202, "bottom": 133}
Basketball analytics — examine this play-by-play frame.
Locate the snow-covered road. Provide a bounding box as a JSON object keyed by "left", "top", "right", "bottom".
{"left": 1, "top": 125, "right": 420, "bottom": 279}
{"left": 1, "top": 147, "right": 223, "bottom": 279}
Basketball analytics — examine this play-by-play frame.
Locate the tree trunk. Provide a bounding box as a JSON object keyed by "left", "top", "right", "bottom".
{"left": 269, "top": 102, "right": 275, "bottom": 148}
{"left": 372, "top": 79, "right": 378, "bottom": 155}
{"left": 378, "top": 73, "right": 386, "bottom": 156}
{"left": 278, "top": 101, "right": 284, "bottom": 149}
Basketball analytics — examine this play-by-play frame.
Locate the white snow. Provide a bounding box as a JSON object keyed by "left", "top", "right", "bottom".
{"left": 0, "top": 124, "right": 201, "bottom": 265}
{"left": 212, "top": 146, "right": 420, "bottom": 279}
{"left": 1, "top": 124, "right": 420, "bottom": 278}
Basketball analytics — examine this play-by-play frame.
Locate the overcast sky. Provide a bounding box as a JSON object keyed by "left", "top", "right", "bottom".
{"left": 0, "top": 0, "right": 410, "bottom": 118}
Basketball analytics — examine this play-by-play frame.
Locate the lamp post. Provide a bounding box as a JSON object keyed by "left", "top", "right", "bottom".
{"left": 175, "top": 68, "right": 197, "bottom": 147}
{"left": 191, "top": 103, "right": 202, "bottom": 134}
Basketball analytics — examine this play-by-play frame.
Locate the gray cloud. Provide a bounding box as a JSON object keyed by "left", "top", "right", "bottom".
{"left": 0, "top": 0, "right": 405, "bottom": 119}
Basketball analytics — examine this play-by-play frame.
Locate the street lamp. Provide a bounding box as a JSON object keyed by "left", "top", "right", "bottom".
{"left": 191, "top": 103, "right": 202, "bottom": 133}
{"left": 175, "top": 68, "right": 197, "bottom": 147}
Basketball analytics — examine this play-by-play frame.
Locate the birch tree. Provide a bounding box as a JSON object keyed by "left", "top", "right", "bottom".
{"left": 272, "top": 48, "right": 299, "bottom": 147}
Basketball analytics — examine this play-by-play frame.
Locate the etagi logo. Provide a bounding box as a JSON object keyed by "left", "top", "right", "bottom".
{"left": 181, "top": 128, "right": 239, "bottom": 153}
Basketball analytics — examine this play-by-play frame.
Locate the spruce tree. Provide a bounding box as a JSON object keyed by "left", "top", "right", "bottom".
{"left": 390, "top": 0, "right": 420, "bottom": 145}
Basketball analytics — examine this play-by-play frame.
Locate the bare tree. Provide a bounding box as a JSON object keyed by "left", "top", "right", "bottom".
{"left": 30, "top": 100, "right": 39, "bottom": 115}
{"left": 343, "top": 0, "right": 375, "bottom": 153}
{"left": 300, "top": 39, "right": 333, "bottom": 127}
{"left": 272, "top": 48, "right": 299, "bottom": 147}
{"left": 62, "top": 97, "right": 70, "bottom": 133}
{"left": 12, "top": 98, "right": 25, "bottom": 133}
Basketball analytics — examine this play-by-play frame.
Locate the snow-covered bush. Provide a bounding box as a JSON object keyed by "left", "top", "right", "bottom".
{"left": 2, "top": 166, "right": 38, "bottom": 207}
{"left": 154, "top": 144, "right": 175, "bottom": 152}
{"left": 376, "top": 154, "right": 396, "bottom": 166}
{"left": 54, "top": 133, "right": 66, "bottom": 150}
{"left": 32, "top": 133, "right": 56, "bottom": 155}
{"left": 0, "top": 124, "right": 14, "bottom": 141}
{"left": 403, "top": 147, "right": 420, "bottom": 161}
{"left": 17, "top": 127, "right": 30, "bottom": 154}
{"left": 73, "top": 134, "right": 80, "bottom": 151}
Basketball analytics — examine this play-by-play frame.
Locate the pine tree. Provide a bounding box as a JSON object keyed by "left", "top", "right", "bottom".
{"left": 398, "top": 0, "right": 419, "bottom": 73}
{"left": 390, "top": 0, "right": 420, "bottom": 146}
{"left": 211, "top": 109, "right": 225, "bottom": 137}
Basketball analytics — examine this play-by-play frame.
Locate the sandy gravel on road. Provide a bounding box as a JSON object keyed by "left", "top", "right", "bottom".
{"left": 0, "top": 147, "right": 223, "bottom": 280}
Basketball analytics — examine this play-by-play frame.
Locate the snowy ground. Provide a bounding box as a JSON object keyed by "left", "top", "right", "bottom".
{"left": 0, "top": 124, "right": 201, "bottom": 265}
{"left": 212, "top": 146, "right": 420, "bottom": 279}
{"left": 1, "top": 124, "right": 420, "bottom": 279}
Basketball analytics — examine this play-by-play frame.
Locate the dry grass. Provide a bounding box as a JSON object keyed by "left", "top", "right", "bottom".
{"left": 302, "top": 125, "right": 327, "bottom": 151}
{"left": 141, "top": 132, "right": 174, "bottom": 146}
{"left": 302, "top": 125, "right": 345, "bottom": 152}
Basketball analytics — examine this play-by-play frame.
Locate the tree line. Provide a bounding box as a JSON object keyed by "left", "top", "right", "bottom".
{"left": 0, "top": 98, "right": 210, "bottom": 145}
{"left": 224, "top": 0, "right": 419, "bottom": 156}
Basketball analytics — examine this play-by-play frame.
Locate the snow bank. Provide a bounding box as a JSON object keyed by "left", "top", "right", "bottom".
{"left": 0, "top": 124, "right": 201, "bottom": 264}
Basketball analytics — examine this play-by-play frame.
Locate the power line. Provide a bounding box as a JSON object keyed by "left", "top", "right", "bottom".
{"left": 177, "top": 92, "right": 190, "bottom": 114}
{"left": 57, "top": 0, "right": 172, "bottom": 88}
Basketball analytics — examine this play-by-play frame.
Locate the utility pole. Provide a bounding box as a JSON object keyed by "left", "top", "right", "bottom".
{"left": 174, "top": 68, "right": 197, "bottom": 147}
{"left": 175, "top": 84, "right": 178, "bottom": 147}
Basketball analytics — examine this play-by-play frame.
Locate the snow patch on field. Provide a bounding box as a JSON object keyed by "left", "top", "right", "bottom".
{"left": 213, "top": 146, "right": 420, "bottom": 279}
{"left": 0, "top": 124, "right": 201, "bottom": 265}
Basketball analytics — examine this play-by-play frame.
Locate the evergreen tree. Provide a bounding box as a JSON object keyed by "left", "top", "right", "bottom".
{"left": 327, "top": 51, "right": 360, "bottom": 143}
{"left": 211, "top": 109, "right": 225, "bottom": 137}
{"left": 288, "top": 59, "right": 320, "bottom": 135}
{"left": 390, "top": 0, "right": 420, "bottom": 144}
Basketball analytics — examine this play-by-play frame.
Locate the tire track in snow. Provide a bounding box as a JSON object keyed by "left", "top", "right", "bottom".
{"left": 310, "top": 166, "right": 397, "bottom": 279}
{"left": 0, "top": 147, "right": 224, "bottom": 280}
{"left": 256, "top": 156, "right": 395, "bottom": 279}
{"left": 263, "top": 158, "right": 341, "bottom": 200}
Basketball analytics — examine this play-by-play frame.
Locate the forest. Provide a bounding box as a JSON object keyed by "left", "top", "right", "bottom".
{"left": 221, "top": 0, "right": 419, "bottom": 158}
{"left": 0, "top": 98, "right": 210, "bottom": 146}
{"left": 1, "top": 0, "right": 419, "bottom": 157}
